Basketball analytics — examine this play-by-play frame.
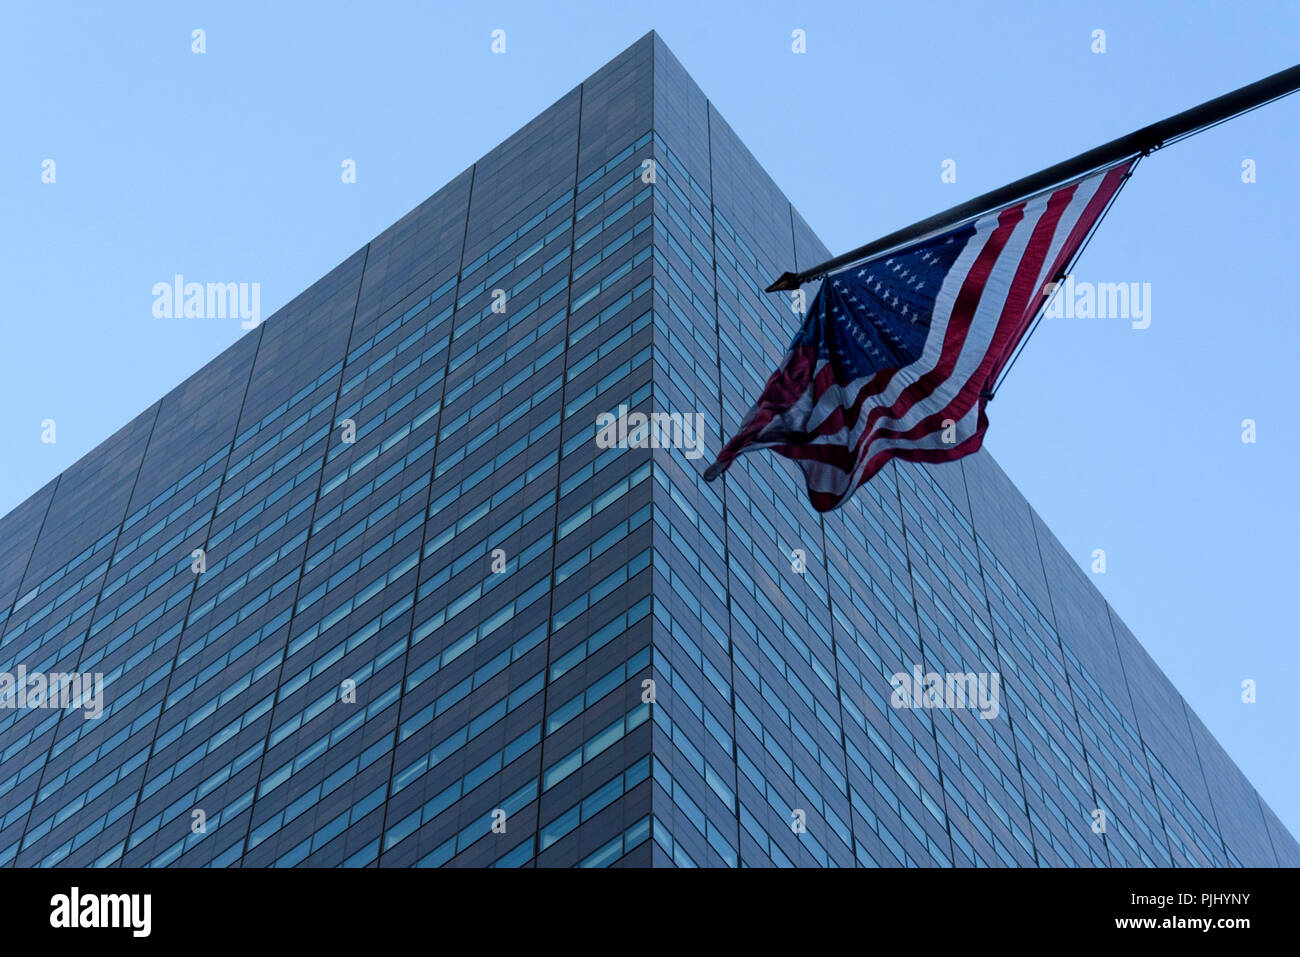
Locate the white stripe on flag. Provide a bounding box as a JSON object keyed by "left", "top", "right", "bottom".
{"left": 797, "top": 168, "right": 1116, "bottom": 500}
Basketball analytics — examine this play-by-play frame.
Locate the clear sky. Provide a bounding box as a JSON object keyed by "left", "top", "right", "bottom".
{"left": 3, "top": 1, "right": 1297, "bottom": 841}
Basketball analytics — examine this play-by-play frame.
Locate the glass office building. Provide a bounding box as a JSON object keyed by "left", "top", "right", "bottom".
{"left": 0, "top": 33, "right": 1294, "bottom": 869}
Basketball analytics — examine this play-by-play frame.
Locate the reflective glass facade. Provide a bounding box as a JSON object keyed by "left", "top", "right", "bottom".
{"left": 0, "top": 33, "right": 1293, "bottom": 869}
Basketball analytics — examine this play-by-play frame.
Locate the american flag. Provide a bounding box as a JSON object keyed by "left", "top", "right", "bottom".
{"left": 704, "top": 159, "right": 1136, "bottom": 512}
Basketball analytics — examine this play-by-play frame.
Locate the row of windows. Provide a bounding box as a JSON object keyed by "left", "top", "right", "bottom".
{"left": 656, "top": 602, "right": 857, "bottom": 867}
{"left": 6, "top": 369, "right": 426, "bottom": 858}
{"left": 902, "top": 461, "right": 1231, "bottom": 865}
{"left": 0, "top": 127, "right": 655, "bottom": 868}
{"left": 385, "top": 695, "right": 650, "bottom": 862}
{"left": 574, "top": 812, "right": 650, "bottom": 868}
{"left": 122, "top": 209, "right": 655, "bottom": 868}
{"left": 2, "top": 526, "right": 115, "bottom": 654}
{"left": 650, "top": 481, "right": 943, "bottom": 869}
{"left": 345, "top": 275, "right": 456, "bottom": 371}
{"left": 541, "top": 737, "right": 649, "bottom": 856}
{"left": 114, "top": 226, "right": 650, "bottom": 868}
{"left": 858, "top": 481, "right": 1054, "bottom": 866}
{"left": 652, "top": 756, "right": 738, "bottom": 867}
{"left": 4, "top": 266, "right": 462, "bottom": 811}
{"left": 899, "top": 463, "right": 1188, "bottom": 866}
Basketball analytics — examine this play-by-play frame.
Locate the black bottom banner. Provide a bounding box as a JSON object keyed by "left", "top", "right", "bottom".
{"left": 0, "top": 865, "right": 1288, "bottom": 944}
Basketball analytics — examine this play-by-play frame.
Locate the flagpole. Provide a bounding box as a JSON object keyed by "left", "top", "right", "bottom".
{"left": 766, "top": 62, "right": 1300, "bottom": 292}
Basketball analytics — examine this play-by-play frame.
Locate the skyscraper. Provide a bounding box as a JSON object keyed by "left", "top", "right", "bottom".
{"left": 0, "top": 32, "right": 1293, "bottom": 869}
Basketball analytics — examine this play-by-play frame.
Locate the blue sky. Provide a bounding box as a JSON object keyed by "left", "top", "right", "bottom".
{"left": 3, "top": 1, "right": 1297, "bottom": 840}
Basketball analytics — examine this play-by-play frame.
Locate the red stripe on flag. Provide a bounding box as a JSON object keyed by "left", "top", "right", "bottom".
{"left": 857, "top": 179, "right": 1080, "bottom": 456}
{"left": 983, "top": 161, "right": 1132, "bottom": 387}
{"left": 815, "top": 204, "right": 1025, "bottom": 447}
{"left": 778, "top": 203, "right": 1025, "bottom": 476}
